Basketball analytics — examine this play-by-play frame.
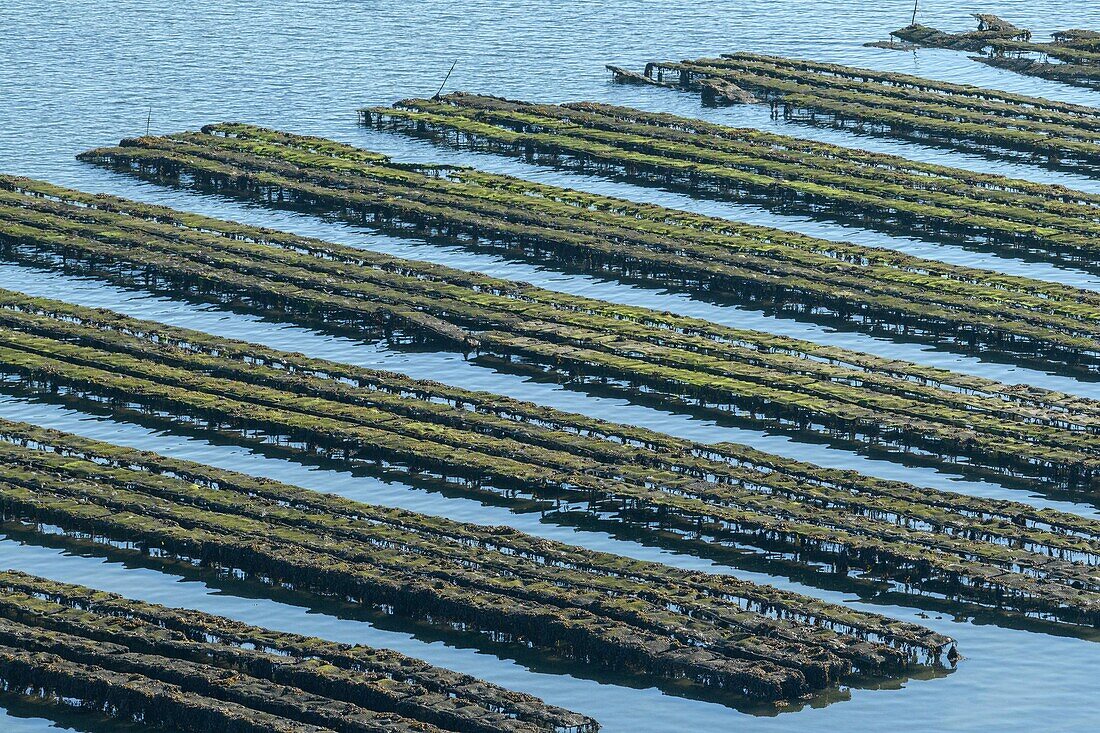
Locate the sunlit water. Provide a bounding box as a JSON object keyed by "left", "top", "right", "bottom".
{"left": 0, "top": 2, "right": 1099, "bottom": 731}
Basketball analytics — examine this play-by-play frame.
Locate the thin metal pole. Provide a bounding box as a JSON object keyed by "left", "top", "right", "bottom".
{"left": 433, "top": 60, "right": 458, "bottom": 100}
{"left": 911, "top": 0, "right": 919, "bottom": 26}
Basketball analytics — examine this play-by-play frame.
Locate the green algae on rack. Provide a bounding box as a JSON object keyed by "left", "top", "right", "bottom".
{"left": 886, "top": 15, "right": 1100, "bottom": 89}
{"left": 607, "top": 52, "right": 1100, "bottom": 171}
{"left": 0, "top": 570, "right": 595, "bottom": 733}
{"left": 74, "top": 127, "right": 1100, "bottom": 377}
{"left": 0, "top": 422, "right": 957, "bottom": 705}
{"left": 5, "top": 172, "right": 1100, "bottom": 493}
{"left": 367, "top": 93, "right": 1100, "bottom": 270}
{"left": 81, "top": 126, "right": 1100, "bottom": 368}
{"left": 882, "top": 14, "right": 1031, "bottom": 52}
{"left": 0, "top": 289, "right": 1094, "bottom": 628}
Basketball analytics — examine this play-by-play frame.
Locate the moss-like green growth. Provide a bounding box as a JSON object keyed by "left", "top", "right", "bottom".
{"left": 0, "top": 424, "right": 961, "bottom": 703}
{"left": 74, "top": 128, "right": 1100, "bottom": 370}
{"left": 0, "top": 570, "right": 596, "bottom": 733}
{"left": 6, "top": 170, "right": 1100, "bottom": 489}
{"left": 367, "top": 93, "right": 1100, "bottom": 269}
{"left": 886, "top": 16, "right": 1100, "bottom": 89}
{"left": 45, "top": 133, "right": 1100, "bottom": 488}
{"left": 0, "top": 282, "right": 1094, "bottom": 627}
{"left": 610, "top": 52, "right": 1100, "bottom": 170}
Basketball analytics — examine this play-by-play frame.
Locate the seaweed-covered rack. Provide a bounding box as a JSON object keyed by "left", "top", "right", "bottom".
{"left": 79, "top": 125, "right": 1100, "bottom": 376}
{"left": 0, "top": 571, "right": 595, "bottom": 733}
{"left": 0, "top": 420, "right": 956, "bottom": 704}
{"left": 367, "top": 94, "right": 1100, "bottom": 270}
{"left": 887, "top": 16, "right": 1100, "bottom": 89}
{"left": 5, "top": 173, "right": 1100, "bottom": 490}
{"left": 609, "top": 53, "right": 1100, "bottom": 170}
{"left": 0, "top": 290, "right": 1094, "bottom": 627}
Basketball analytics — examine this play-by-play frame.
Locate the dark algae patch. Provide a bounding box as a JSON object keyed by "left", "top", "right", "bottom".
{"left": 0, "top": 570, "right": 595, "bottom": 733}
{"left": 607, "top": 52, "right": 1100, "bottom": 171}
{"left": 5, "top": 173, "right": 1100, "bottom": 490}
{"left": 368, "top": 93, "right": 1100, "bottom": 267}
{"left": 75, "top": 124, "right": 1100, "bottom": 375}
{"left": 18, "top": 141, "right": 1100, "bottom": 487}
{"left": 0, "top": 422, "right": 955, "bottom": 705}
{"left": 0, "top": 282, "right": 1092, "bottom": 627}
{"left": 885, "top": 14, "right": 1032, "bottom": 53}
{"left": 6, "top": 2, "right": 1100, "bottom": 731}
{"left": 884, "top": 15, "right": 1100, "bottom": 90}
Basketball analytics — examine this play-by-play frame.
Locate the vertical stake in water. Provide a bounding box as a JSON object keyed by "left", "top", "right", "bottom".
{"left": 433, "top": 60, "right": 458, "bottom": 100}
{"left": 910, "top": 0, "right": 919, "bottom": 26}
{"left": 146, "top": 105, "right": 152, "bottom": 136}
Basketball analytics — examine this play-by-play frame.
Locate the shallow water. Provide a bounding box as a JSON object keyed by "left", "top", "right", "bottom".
{"left": 1, "top": 1, "right": 1099, "bottom": 731}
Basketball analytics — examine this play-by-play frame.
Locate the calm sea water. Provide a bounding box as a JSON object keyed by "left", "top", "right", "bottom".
{"left": 1, "top": 2, "right": 1099, "bottom": 731}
